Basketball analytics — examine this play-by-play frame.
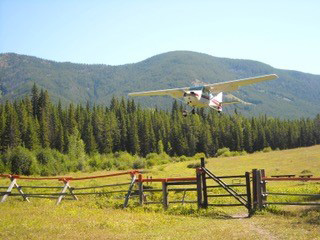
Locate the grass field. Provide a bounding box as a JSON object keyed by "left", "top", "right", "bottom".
{"left": 1, "top": 145, "right": 320, "bottom": 239}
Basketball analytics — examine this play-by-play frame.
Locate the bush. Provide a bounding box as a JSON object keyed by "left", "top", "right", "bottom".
{"left": 178, "top": 155, "right": 188, "bottom": 162}
{"left": 145, "top": 153, "right": 171, "bottom": 167}
{"left": 263, "top": 147, "right": 272, "bottom": 153}
{"left": 36, "top": 149, "right": 65, "bottom": 176}
{"left": 194, "top": 153, "right": 206, "bottom": 159}
{"left": 216, "top": 147, "right": 230, "bottom": 157}
{"left": 239, "top": 150, "right": 247, "bottom": 156}
{"left": 0, "top": 159, "right": 5, "bottom": 173}
{"left": 187, "top": 163, "right": 201, "bottom": 169}
{"left": 101, "top": 157, "right": 114, "bottom": 170}
{"left": 221, "top": 151, "right": 231, "bottom": 157}
{"left": 132, "top": 159, "right": 146, "bottom": 169}
{"left": 7, "top": 147, "right": 39, "bottom": 175}
{"left": 230, "top": 151, "right": 240, "bottom": 157}
{"left": 113, "top": 152, "right": 135, "bottom": 170}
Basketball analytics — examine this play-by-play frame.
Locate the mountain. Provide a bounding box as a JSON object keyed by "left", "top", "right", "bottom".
{"left": 0, "top": 51, "right": 320, "bottom": 118}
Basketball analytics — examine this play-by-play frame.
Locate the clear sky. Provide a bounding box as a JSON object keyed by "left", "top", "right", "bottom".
{"left": 1, "top": 0, "right": 320, "bottom": 74}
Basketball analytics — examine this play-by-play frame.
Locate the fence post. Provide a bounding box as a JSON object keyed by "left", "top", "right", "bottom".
{"left": 1, "top": 176, "right": 30, "bottom": 203}
{"left": 196, "top": 168, "right": 202, "bottom": 209}
{"left": 162, "top": 180, "right": 169, "bottom": 209}
{"left": 56, "top": 179, "right": 69, "bottom": 205}
{"left": 260, "top": 169, "right": 267, "bottom": 207}
{"left": 245, "top": 172, "right": 252, "bottom": 216}
{"left": 200, "top": 157, "right": 208, "bottom": 208}
{"left": 252, "top": 169, "right": 263, "bottom": 211}
{"left": 138, "top": 174, "right": 144, "bottom": 206}
{"left": 123, "top": 173, "right": 137, "bottom": 208}
{"left": 252, "top": 169, "right": 258, "bottom": 211}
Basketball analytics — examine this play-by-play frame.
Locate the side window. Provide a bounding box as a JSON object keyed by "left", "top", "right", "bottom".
{"left": 202, "top": 87, "right": 210, "bottom": 99}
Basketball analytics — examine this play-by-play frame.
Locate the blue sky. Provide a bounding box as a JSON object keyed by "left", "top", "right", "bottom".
{"left": 1, "top": 0, "right": 320, "bottom": 74}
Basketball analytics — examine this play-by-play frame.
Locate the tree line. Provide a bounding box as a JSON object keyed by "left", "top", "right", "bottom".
{"left": 1, "top": 84, "right": 320, "bottom": 158}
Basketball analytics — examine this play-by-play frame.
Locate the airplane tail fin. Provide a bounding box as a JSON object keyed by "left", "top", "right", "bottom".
{"left": 213, "top": 92, "right": 223, "bottom": 103}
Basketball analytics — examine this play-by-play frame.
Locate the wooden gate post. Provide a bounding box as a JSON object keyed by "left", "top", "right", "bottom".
{"left": 196, "top": 168, "right": 202, "bottom": 209}
{"left": 252, "top": 169, "right": 258, "bottom": 211}
{"left": 138, "top": 174, "right": 144, "bottom": 206}
{"left": 252, "top": 169, "right": 263, "bottom": 211}
{"left": 200, "top": 158, "right": 208, "bottom": 208}
{"left": 245, "top": 172, "right": 252, "bottom": 216}
{"left": 260, "top": 169, "right": 267, "bottom": 206}
{"left": 162, "top": 180, "right": 169, "bottom": 209}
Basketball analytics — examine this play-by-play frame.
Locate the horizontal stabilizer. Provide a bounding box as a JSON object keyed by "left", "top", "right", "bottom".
{"left": 221, "top": 101, "right": 242, "bottom": 105}
{"left": 223, "top": 93, "right": 252, "bottom": 105}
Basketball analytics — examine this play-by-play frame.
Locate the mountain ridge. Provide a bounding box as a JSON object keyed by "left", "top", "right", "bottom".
{"left": 1, "top": 51, "right": 320, "bottom": 118}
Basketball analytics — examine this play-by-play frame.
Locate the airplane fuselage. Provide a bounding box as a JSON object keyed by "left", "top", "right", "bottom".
{"left": 183, "top": 86, "right": 222, "bottom": 112}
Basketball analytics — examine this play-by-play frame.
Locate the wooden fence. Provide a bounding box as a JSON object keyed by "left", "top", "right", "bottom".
{"left": 252, "top": 169, "right": 320, "bottom": 210}
{"left": 2, "top": 160, "right": 319, "bottom": 216}
{"left": 0, "top": 171, "right": 140, "bottom": 206}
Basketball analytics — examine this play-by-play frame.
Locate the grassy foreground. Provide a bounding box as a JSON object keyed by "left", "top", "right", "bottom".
{"left": 1, "top": 145, "right": 320, "bottom": 239}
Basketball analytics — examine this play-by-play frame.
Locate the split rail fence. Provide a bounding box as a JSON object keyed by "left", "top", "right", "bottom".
{"left": 1, "top": 159, "right": 319, "bottom": 216}
{"left": 0, "top": 170, "right": 140, "bottom": 206}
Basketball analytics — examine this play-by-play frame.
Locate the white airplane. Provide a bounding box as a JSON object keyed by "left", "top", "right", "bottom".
{"left": 128, "top": 74, "right": 278, "bottom": 116}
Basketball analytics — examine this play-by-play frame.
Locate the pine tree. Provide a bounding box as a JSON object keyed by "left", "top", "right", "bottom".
{"left": 82, "top": 113, "right": 97, "bottom": 154}
{"left": 31, "top": 83, "right": 39, "bottom": 118}
{"left": 24, "top": 117, "right": 39, "bottom": 150}
{"left": 2, "top": 103, "right": 21, "bottom": 149}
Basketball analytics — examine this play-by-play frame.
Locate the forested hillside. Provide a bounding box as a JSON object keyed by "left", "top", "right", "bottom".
{"left": 1, "top": 85, "right": 320, "bottom": 175}
{"left": 1, "top": 51, "right": 320, "bottom": 118}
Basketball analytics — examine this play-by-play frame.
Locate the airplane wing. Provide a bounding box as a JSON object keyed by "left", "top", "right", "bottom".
{"left": 128, "top": 87, "right": 188, "bottom": 98}
{"left": 204, "top": 74, "right": 278, "bottom": 93}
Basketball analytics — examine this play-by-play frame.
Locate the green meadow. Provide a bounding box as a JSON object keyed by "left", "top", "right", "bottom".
{"left": 1, "top": 145, "right": 320, "bottom": 239}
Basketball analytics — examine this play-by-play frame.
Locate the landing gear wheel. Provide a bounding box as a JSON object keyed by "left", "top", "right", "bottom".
{"left": 183, "top": 110, "right": 188, "bottom": 117}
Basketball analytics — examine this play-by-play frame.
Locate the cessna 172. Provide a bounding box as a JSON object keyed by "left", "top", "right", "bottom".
{"left": 128, "top": 74, "right": 278, "bottom": 116}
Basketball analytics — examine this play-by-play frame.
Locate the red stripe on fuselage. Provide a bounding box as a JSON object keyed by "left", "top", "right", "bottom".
{"left": 211, "top": 99, "right": 220, "bottom": 106}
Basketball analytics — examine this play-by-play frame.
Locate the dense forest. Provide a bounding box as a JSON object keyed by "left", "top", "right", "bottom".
{"left": 0, "top": 84, "right": 320, "bottom": 175}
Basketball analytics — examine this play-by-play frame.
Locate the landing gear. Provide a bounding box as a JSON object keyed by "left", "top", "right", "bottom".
{"left": 183, "top": 108, "right": 196, "bottom": 117}
{"left": 183, "top": 110, "right": 188, "bottom": 117}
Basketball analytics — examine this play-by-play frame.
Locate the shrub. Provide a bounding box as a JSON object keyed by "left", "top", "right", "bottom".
{"left": 101, "top": 158, "right": 114, "bottom": 170}
{"left": 263, "top": 147, "right": 272, "bottom": 153}
{"left": 0, "top": 159, "right": 5, "bottom": 173}
{"left": 239, "top": 150, "right": 247, "bottom": 156}
{"left": 113, "top": 152, "right": 135, "bottom": 170}
{"left": 187, "top": 163, "right": 201, "bottom": 169}
{"left": 132, "top": 159, "right": 146, "bottom": 169}
{"left": 36, "top": 149, "right": 65, "bottom": 176}
{"left": 145, "top": 153, "right": 170, "bottom": 167}
{"left": 7, "top": 147, "right": 39, "bottom": 175}
{"left": 221, "top": 150, "right": 231, "bottom": 157}
{"left": 230, "top": 151, "right": 240, "bottom": 157}
{"left": 194, "top": 153, "right": 206, "bottom": 159}
{"left": 216, "top": 147, "right": 230, "bottom": 157}
{"left": 88, "top": 154, "right": 105, "bottom": 171}
{"left": 178, "top": 155, "right": 188, "bottom": 162}
{"left": 68, "top": 129, "right": 87, "bottom": 171}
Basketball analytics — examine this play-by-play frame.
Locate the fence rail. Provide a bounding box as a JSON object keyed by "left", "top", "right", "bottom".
{"left": 252, "top": 169, "right": 320, "bottom": 210}
{"left": 3, "top": 158, "right": 317, "bottom": 215}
